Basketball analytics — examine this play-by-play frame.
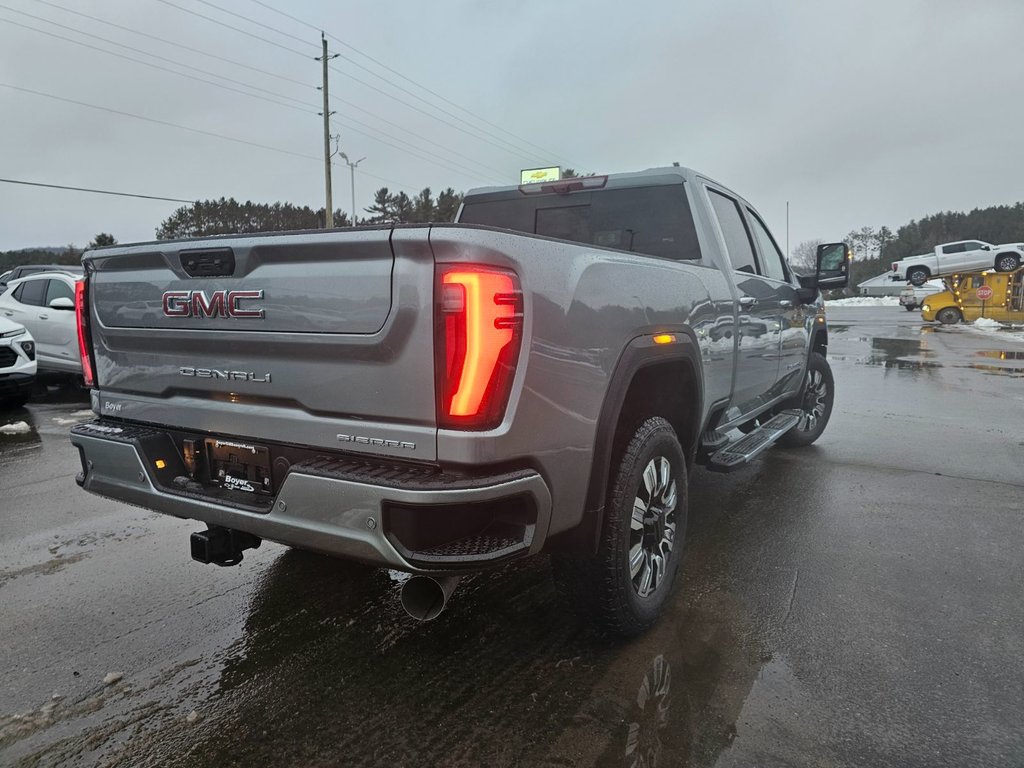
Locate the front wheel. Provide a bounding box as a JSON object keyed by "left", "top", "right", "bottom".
{"left": 777, "top": 352, "right": 834, "bottom": 448}
{"left": 935, "top": 307, "right": 962, "bottom": 325}
{"left": 554, "top": 417, "right": 688, "bottom": 637}
{"left": 995, "top": 253, "right": 1021, "bottom": 273}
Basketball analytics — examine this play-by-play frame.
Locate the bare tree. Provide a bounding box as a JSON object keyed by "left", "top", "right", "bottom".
{"left": 790, "top": 239, "right": 821, "bottom": 272}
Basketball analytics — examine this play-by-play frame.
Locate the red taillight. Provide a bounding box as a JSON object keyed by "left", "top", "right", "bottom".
{"left": 436, "top": 266, "right": 522, "bottom": 429}
{"left": 891, "top": 263, "right": 898, "bottom": 271}
{"left": 75, "top": 278, "right": 96, "bottom": 387}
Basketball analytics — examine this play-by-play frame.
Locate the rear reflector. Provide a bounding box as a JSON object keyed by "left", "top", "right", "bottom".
{"left": 436, "top": 266, "right": 522, "bottom": 429}
{"left": 75, "top": 278, "right": 96, "bottom": 387}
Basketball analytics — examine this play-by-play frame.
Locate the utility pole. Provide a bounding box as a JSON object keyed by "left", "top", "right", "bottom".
{"left": 786, "top": 201, "right": 790, "bottom": 259}
{"left": 340, "top": 152, "right": 365, "bottom": 226}
{"left": 317, "top": 33, "right": 338, "bottom": 227}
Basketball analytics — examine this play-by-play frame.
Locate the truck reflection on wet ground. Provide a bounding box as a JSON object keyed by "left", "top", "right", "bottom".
{"left": 140, "top": 459, "right": 842, "bottom": 768}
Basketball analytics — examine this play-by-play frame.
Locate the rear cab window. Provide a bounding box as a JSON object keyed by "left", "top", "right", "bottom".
{"left": 459, "top": 185, "right": 702, "bottom": 261}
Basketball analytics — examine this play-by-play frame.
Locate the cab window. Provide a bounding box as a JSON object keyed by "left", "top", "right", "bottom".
{"left": 707, "top": 189, "right": 759, "bottom": 274}
{"left": 13, "top": 278, "right": 47, "bottom": 306}
{"left": 942, "top": 243, "right": 966, "bottom": 254}
{"left": 746, "top": 209, "right": 788, "bottom": 282}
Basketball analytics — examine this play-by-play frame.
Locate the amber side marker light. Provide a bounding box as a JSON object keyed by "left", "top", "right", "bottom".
{"left": 155, "top": 459, "right": 167, "bottom": 470}
{"left": 653, "top": 334, "right": 676, "bottom": 345}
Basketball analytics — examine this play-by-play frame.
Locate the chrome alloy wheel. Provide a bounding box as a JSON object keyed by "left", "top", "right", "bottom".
{"left": 795, "top": 367, "right": 829, "bottom": 433}
{"left": 629, "top": 456, "right": 678, "bottom": 598}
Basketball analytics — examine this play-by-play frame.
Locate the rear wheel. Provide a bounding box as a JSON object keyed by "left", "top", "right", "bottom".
{"left": 995, "top": 253, "right": 1021, "bottom": 273}
{"left": 904, "top": 304, "right": 917, "bottom": 312}
{"left": 554, "top": 417, "right": 687, "bottom": 637}
{"left": 777, "top": 352, "right": 834, "bottom": 448}
{"left": 936, "top": 307, "right": 962, "bottom": 325}
{"left": 907, "top": 267, "right": 930, "bottom": 286}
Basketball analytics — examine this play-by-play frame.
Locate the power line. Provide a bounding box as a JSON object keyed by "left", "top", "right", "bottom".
{"left": 8, "top": 7, "right": 508, "bottom": 183}
{"left": 0, "top": 14, "right": 316, "bottom": 115}
{"left": 0, "top": 177, "right": 193, "bottom": 203}
{"left": 30, "top": 0, "right": 512, "bottom": 181}
{"left": 247, "top": 0, "right": 578, "bottom": 167}
{"left": 0, "top": 82, "right": 321, "bottom": 160}
{"left": 152, "top": 0, "right": 548, "bottom": 165}
{"left": 2, "top": 82, "right": 422, "bottom": 194}
{"left": 193, "top": 0, "right": 550, "bottom": 164}
{"left": 33, "top": 0, "right": 315, "bottom": 91}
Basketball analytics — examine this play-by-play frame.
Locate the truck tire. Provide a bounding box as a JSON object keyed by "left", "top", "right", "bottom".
{"left": 995, "top": 253, "right": 1021, "bottom": 272}
{"left": 554, "top": 417, "right": 687, "bottom": 637}
{"left": 936, "top": 307, "right": 962, "bottom": 325}
{"left": 777, "top": 352, "right": 834, "bottom": 448}
{"left": 906, "top": 267, "right": 930, "bottom": 286}
{"left": 904, "top": 304, "right": 917, "bottom": 312}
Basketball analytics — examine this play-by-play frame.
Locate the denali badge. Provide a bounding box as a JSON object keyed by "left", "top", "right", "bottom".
{"left": 162, "top": 289, "right": 264, "bottom": 318}
{"left": 180, "top": 367, "right": 271, "bottom": 383}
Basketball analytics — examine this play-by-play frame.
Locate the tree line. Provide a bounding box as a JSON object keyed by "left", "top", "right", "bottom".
{"left": 154, "top": 186, "right": 464, "bottom": 240}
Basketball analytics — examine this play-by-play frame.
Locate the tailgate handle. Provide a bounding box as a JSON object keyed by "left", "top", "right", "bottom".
{"left": 180, "top": 249, "right": 236, "bottom": 278}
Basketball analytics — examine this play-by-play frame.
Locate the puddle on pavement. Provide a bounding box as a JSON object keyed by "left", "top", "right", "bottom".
{"left": 975, "top": 350, "right": 1024, "bottom": 361}
{"left": 860, "top": 338, "right": 941, "bottom": 372}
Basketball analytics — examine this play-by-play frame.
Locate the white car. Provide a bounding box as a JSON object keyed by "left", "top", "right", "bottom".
{"left": 0, "top": 316, "right": 37, "bottom": 408}
{"left": 890, "top": 240, "right": 1024, "bottom": 285}
{"left": 0, "top": 271, "right": 82, "bottom": 375}
{"left": 898, "top": 280, "right": 945, "bottom": 311}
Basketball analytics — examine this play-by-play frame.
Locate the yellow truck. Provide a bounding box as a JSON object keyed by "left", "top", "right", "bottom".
{"left": 921, "top": 269, "right": 1024, "bottom": 324}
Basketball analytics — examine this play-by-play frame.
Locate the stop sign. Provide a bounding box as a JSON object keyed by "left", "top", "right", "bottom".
{"left": 976, "top": 285, "right": 994, "bottom": 301}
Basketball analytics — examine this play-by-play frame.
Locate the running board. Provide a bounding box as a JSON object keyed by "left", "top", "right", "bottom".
{"left": 707, "top": 410, "right": 801, "bottom": 473}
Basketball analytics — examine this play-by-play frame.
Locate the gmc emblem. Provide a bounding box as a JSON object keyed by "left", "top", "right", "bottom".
{"left": 162, "top": 289, "right": 265, "bottom": 319}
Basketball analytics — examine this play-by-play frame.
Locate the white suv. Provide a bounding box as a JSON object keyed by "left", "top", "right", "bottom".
{"left": 0, "top": 271, "right": 82, "bottom": 374}
{"left": 0, "top": 317, "right": 37, "bottom": 408}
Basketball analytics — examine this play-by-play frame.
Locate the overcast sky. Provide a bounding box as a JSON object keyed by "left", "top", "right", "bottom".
{"left": 1, "top": 0, "right": 1022, "bottom": 252}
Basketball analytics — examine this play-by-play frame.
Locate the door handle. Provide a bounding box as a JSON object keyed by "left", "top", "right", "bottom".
{"left": 39, "top": 314, "right": 49, "bottom": 320}
{"left": 779, "top": 300, "right": 793, "bottom": 308}
{"left": 738, "top": 296, "right": 757, "bottom": 308}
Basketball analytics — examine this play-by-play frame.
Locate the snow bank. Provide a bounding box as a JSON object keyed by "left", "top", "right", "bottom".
{"left": 0, "top": 421, "right": 31, "bottom": 435}
{"left": 957, "top": 317, "right": 1024, "bottom": 343}
{"left": 825, "top": 296, "right": 901, "bottom": 307}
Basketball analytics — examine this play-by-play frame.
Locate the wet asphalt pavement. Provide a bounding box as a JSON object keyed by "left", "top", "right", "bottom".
{"left": 1, "top": 307, "right": 1023, "bottom": 767}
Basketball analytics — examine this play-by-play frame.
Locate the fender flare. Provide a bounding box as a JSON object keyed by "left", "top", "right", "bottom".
{"left": 567, "top": 329, "right": 705, "bottom": 554}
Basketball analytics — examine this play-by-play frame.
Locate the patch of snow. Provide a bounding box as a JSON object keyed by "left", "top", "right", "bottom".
{"left": 102, "top": 672, "right": 123, "bottom": 686}
{"left": 825, "top": 296, "right": 901, "bottom": 307}
{"left": 972, "top": 317, "right": 1003, "bottom": 329}
{"left": 71, "top": 410, "right": 95, "bottom": 417}
{"left": 0, "top": 421, "right": 31, "bottom": 435}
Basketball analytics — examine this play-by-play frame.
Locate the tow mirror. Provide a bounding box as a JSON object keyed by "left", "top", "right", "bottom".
{"left": 49, "top": 297, "right": 75, "bottom": 310}
{"left": 815, "top": 242, "right": 851, "bottom": 289}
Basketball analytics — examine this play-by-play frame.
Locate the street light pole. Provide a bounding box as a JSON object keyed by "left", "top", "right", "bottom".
{"left": 340, "top": 152, "right": 365, "bottom": 226}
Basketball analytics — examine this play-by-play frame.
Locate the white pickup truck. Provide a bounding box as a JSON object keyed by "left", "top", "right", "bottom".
{"left": 890, "top": 240, "right": 1023, "bottom": 285}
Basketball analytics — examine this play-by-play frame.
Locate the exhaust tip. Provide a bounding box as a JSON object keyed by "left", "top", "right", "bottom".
{"left": 400, "top": 575, "right": 461, "bottom": 621}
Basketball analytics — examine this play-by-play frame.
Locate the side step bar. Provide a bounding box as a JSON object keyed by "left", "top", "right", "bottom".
{"left": 707, "top": 410, "right": 801, "bottom": 473}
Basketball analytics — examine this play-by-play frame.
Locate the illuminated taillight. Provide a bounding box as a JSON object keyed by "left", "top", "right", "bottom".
{"left": 436, "top": 266, "right": 522, "bottom": 429}
{"left": 75, "top": 278, "right": 96, "bottom": 387}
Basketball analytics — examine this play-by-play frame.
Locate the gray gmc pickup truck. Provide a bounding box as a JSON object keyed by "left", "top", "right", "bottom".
{"left": 70, "top": 166, "right": 849, "bottom": 635}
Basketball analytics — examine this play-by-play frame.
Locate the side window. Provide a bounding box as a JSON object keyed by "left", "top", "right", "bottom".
{"left": 964, "top": 242, "right": 985, "bottom": 251}
{"left": 45, "top": 279, "right": 74, "bottom": 305}
{"left": 942, "top": 243, "right": 965, "bottom": 254}
{"left": 14, "top": 279, "right": 47, "bottom": 306}
{"left": 746, "top": 209, "right": 788, "bottom": 282}
{"left": 707, "top": 189, "right": 759, "bottom": 274}
{"left": 971, "top": 275, "right": 985, "bottom": 288}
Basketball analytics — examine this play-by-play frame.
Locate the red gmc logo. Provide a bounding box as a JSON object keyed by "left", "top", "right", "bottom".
{"left": 162, "top": 289, "right": 265, "bottom": 319}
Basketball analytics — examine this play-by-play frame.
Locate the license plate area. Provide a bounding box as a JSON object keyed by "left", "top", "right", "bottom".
{"left": 204, "top": 438, "right": 273, "bottom": 495}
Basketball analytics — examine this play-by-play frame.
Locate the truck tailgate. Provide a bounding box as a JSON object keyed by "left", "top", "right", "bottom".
{"left": 86, "top": 228, "right": 438, "bottom": 461}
